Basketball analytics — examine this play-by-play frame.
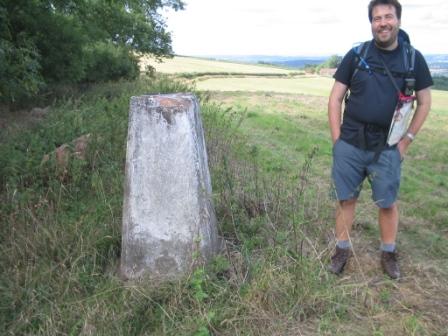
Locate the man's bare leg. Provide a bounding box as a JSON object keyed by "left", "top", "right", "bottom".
{"left": 336, "top": 198, "right": 357, "bottom": 242}
{"left": 379, "top": 202, "right": 399, "bottom": 245}
{"left": 329, "top": 198, "right": 357, "bottom": 274}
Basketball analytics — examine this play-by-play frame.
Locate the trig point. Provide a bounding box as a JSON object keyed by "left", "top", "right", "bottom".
{"left": 121, "top": 93, "right": 220, "bottom": 280}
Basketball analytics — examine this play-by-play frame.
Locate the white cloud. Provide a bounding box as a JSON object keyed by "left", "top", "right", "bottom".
{"left": 164, "top": 0, "right": 448, "bottom": 56}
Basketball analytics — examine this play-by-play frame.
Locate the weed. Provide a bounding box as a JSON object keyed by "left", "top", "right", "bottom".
{"left": 402, "top": 315, "right": 426, "bottom": 336}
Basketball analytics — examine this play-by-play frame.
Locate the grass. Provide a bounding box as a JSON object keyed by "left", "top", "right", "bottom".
{"left": 203, "top": 89, "right": 448, "bottom": 334}
{"left": 1, "top": 56, "right": 447, "bottom": 335}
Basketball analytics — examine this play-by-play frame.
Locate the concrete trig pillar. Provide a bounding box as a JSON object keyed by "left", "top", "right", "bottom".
{"left": 121, "top": 93, "right": 220, "bottom": 280}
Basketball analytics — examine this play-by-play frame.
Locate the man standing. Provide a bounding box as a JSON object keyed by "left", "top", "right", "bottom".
{"left": 327, "top": 0, "right": 433, "bottom": 279}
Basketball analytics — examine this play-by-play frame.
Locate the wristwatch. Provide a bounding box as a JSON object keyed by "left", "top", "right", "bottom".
{"left": 405, "top": 132, "right": 415, "bottom": 142}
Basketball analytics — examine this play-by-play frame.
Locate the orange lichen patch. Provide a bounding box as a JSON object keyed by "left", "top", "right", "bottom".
{"left": 157, "top": 96, "right": 191, "bottom": 109}
{"left": 151, "top": 95, "right": 194, "bottom": 124}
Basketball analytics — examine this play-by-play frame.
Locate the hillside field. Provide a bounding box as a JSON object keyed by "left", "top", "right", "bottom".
{"left": 140, "top": 55, "right": 297, "bottom": 75}
{"left": 1, "top": 56, "right": 447, "bottom": 335}
{"left": 150, "top": 56, "right": 448, "bottom": 334}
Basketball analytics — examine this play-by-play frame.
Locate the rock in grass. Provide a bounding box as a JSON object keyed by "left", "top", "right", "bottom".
{"left": 41, "top": 134, "right": 91, "bottom": 178}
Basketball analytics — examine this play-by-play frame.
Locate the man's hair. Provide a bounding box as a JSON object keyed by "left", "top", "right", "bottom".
{"left": 368, "top": 0, "right": 402, "bottom": 22}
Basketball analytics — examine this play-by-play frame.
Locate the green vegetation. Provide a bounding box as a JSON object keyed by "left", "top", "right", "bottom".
{"left": 303, "top": 55, "right": 342, "bottom": 74}
{"left": 1, "top": 55, "right": 447, "bottom": 335}
{"left": 322, "top": 55, "right": 343, "bottom": 68}
{"left": 0, "top": 0, "right": 184, "bottom": 103}
{"left": 433, "top": 76, "right": 448, "bottom": 91}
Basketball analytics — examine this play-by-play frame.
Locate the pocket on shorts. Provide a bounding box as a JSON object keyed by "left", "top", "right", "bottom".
{"left": 395, "top": 146, "right": 403, "bottom": 163}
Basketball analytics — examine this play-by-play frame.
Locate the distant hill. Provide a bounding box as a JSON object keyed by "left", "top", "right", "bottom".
{"left": 144, "top": 54, "right": 448, "bottom": 87}
{"left": 206, "top": 54, "right": 448, "bottom": 75}
{"left": 207, "top": 55, "right": 327, "bottom": 69}
{"left": 425, "top": 55, "right": 448, "bottom": 76}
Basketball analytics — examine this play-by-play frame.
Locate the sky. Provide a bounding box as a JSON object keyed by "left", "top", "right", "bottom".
{"left": 163, "top": 0, "right": 448, "bottom": 56}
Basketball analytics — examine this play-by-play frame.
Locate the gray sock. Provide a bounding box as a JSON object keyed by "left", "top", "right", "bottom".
{"left": 380, "top": 242, "right": 396, "bottom": 252}
{"left": 337, "top": 240, "right": 351, "bottom": 249}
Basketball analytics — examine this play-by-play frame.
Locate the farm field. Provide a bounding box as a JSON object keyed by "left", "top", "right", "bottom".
{"left": 196, "top": 76, "right": 333, "bottom": 96}
{"left": 140, "top": 55, "right": 297, "bottom": 74}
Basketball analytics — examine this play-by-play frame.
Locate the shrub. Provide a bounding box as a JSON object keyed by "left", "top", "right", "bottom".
{"left": 83, "top": 43, "right": 140, "bottom": 83}
{"left": 433, "top": 76, "right": 448, "bottom": 91}
{"left": 0, "top": 0, "right": 183, "bottom": 104}
{"left": 0, "top": 38, "right": 44, "bottom": 102}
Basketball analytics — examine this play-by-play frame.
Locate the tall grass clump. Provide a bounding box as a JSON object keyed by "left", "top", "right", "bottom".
{"left": 192, "top": 103, "right": 354, "bottom": 334}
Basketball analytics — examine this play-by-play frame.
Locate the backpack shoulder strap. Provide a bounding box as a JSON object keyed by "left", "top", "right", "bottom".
{"left": 345, "top": 41, "right": 371, "bottom": 101}
{"left": 402, "top": 42, "right": 416, "bottom": 94}
{"left": 351, "top": 41, "right": 372, "bottom": 81}
{"left": 402, "top": 42, "right": 416, "bottom": 74}
{"left": 354, "top": 40, "right": 371, "bottom": 59}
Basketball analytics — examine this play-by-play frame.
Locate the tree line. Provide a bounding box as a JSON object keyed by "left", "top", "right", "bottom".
{"left": 433, "top": 76, "right": 448, "bottom": 91}
{"left": 303, "top": 55, "right": 342, "bottom": 74}
{"left": 0, "top": 0, "right": 184, "bottom": 103}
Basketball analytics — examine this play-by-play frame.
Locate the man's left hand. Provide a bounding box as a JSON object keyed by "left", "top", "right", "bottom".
{"left": 397, "top": 137, "right": 412, "bottom": 160}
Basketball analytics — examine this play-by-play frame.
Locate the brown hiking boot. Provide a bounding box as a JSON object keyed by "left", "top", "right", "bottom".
{"left": 328, "top": 246, "right": 352, "bottom": 275}
{"left": 381, "top": 250, "right": 401, "bottom": 279}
